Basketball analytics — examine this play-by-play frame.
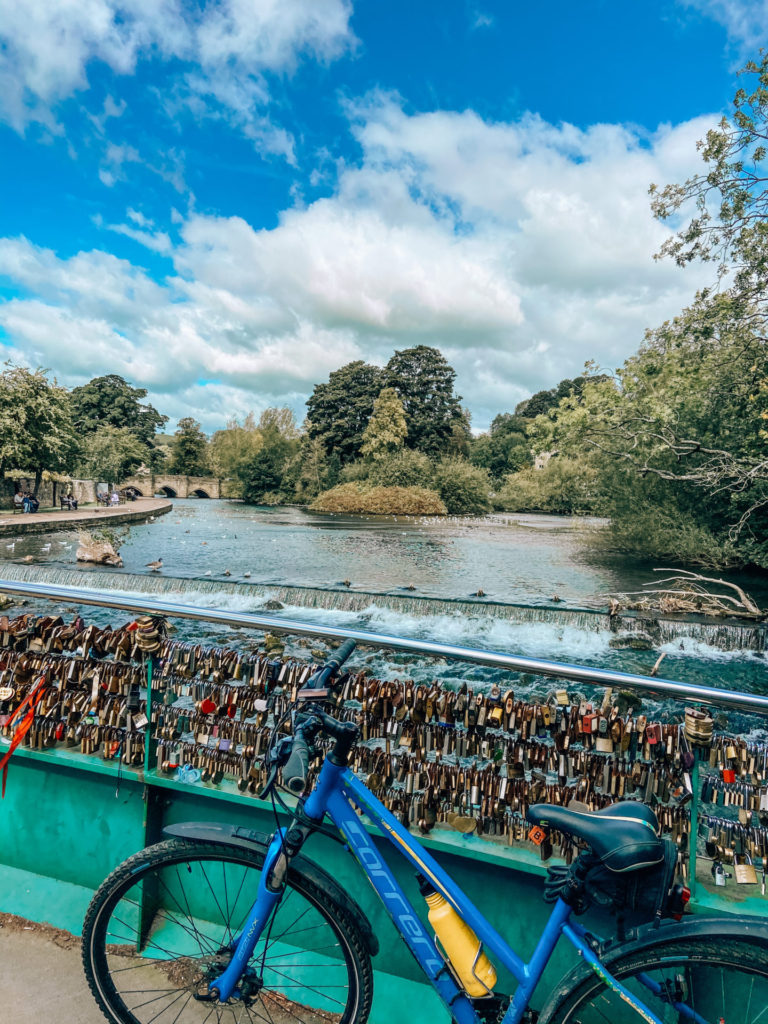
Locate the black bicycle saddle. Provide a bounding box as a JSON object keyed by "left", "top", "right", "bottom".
{"left": 527, "top": 802, "right": 664, "bottom": 872}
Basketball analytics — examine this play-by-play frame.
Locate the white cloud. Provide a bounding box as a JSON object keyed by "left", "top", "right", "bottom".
{"left": 681, "top": 1, "right": 768, "bottom": 51}
{"left": 0, "top": 101, "right": 719, "bottom": 431}
{"left": 105, "top": 222, "right": 172, "bottom": 254}
{"left": 0, "top": 0, "right": 355, "bottom": 139}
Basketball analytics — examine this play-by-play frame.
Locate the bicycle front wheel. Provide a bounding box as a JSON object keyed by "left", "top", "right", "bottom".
{"left": 82, "top": 838, "right": 373, "bottom": 1024}
{"left": 545, "top": 931, "right": 768, "bottom": 1024}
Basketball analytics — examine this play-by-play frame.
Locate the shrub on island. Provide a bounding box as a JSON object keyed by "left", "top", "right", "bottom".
{"left": 310, "top": 483, "right": 447, "bottom": 516}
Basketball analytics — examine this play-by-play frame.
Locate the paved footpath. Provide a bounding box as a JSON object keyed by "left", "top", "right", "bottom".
{"left": 0, "top": 497, "right": 172, "bottom": 536}
{"left": 0, "top": 921, "right": 103, "bottom": 1024}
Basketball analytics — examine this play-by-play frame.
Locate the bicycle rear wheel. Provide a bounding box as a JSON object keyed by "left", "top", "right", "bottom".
{"left": 544, "top": 932, "right": 768, "bottom": 1024}
{"left": 82, "top": 838, "right": 373, "bottom": 1024}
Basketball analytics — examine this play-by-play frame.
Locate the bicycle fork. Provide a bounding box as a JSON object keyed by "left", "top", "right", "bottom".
{"left": 206, "top": 829, "right": 289, "bottom": 1003}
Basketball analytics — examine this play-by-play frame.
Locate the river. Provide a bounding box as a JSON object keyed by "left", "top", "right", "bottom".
{"left": 1, "top": 500, "right": 766, "bottom": 704}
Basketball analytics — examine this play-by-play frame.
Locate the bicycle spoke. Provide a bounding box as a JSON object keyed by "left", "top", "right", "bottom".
{"left": 86, "top": 850, "right": 360, "bottom": 1024}
{"left": 120, "top": 892, "right": 226, "bottom": 952}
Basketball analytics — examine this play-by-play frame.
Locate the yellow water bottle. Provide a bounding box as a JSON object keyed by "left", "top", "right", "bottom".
{"left": 420, "top": 879, "right": 497, "bottom": 997}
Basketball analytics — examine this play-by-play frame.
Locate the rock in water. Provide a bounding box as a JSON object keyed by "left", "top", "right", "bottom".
{"left": 608, "top": 631, "right": 655, "bottom": 651}
{"left": 0, "top": 595, "right": 13, "bottom": 610}
{"left": 261, "top": 599, "right": 284, "bottom": 611}
{"left": 263, "top": 632, "right": 285, "bottom": 655}
{"left": 76, "top": 534, "right": 123, "bottom": 567}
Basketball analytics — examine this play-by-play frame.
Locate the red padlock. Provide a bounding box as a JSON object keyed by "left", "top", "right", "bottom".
{"left": 199, "top": 697, "right": 217, "bottom": 715}
{"left": 722, "top": 767, "right": 736, "bottom": 784}
{"left": 646, "top": 723, "right": 662, "bottom": 744}
{"left": 582, "top": 708, "right": 598, "bottom": 734}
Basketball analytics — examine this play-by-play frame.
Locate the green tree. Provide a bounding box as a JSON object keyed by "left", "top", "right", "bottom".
{"left": 306, "top": 361, "right": 383, "bottom": 463}
{"left": 288, "top": 435, "right": 333, "bottom": 502}
{"left": 242, "top": 445, "right": 288, "bottom": 503}
{"left": 209, "top": 413, "right": 263, "bottom": 486}
{"left": 70, "top": 374, "right": 167, "bottom": 444}
{"left": 470, "top": 414, "right": 531, "bottom": 480}
{"left": 0, "top": 364, "right": 79, "bottom": 495}
{"left": 431, "top": 458, "right": 492, "bottom": 515}
{"left": 366, "top": 449, "right": 433, "bottom": 488}
{"left": 360, "top": 387, "right": 408, "bottom": 460}
{"left": 168, "top": 417, "right": 209, "bottom": 475}
{"left": 79, "top": 425, "right": 148, "bottom": 485}
{"left": 240, "top": 407, "right": 301, "bottom": 503}
{"left": 383, "top": 346, "right": 464, "bottom": 456}
{"left": 259, "top": 407, "right": 300, "bottom": 439}
{"left": 497, "top": 457, "right": 601, "bottom": 515}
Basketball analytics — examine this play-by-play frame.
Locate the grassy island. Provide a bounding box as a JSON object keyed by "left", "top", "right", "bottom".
{"left": 310, "top": 483, "right": 447, "bottom": 516}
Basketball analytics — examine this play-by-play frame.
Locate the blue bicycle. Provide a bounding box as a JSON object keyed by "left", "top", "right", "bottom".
{"left": 83, "top": 641, "right": 768, "bottom": 1024}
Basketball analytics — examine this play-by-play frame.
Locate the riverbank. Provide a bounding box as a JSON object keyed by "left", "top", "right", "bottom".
{"left": 0, "top": 498, "right": 172, "bottom": 537}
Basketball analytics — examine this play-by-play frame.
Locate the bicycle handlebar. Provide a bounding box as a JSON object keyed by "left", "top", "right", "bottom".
{"left": 301, "top": 637, "right": 358, "bottom": 695}
{"left": 284, "top": 732, "right": 311, "bottom": 794}
{"left": 282, "top": 640, "right": 358, "bottom": 793}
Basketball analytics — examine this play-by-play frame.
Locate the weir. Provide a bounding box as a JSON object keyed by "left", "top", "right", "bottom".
{"left": 0, "top": 561, "right": 764, "bottom": 652}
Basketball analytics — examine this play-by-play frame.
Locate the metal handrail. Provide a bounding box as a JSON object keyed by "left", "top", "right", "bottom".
{"left": 1, "top": 577, "right": 766, "bottom": 715}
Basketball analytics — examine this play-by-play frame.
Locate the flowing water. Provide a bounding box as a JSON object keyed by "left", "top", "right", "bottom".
{"left": 0, "top": 500, "right": 766, "bottom": 700}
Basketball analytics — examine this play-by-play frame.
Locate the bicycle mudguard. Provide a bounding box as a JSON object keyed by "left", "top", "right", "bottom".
{"left": 162, "top": 820, "right": 379, "bottom": 955}
{"left": 538, "top": 914, "right": 768, "bottom": 1023}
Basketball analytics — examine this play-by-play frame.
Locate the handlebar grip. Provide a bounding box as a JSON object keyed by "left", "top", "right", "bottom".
{"left": 283, "top": 733, "right": 310, "bottom": 794}
{"left": 327, "top": 638, "right": 356, "bottom": 670}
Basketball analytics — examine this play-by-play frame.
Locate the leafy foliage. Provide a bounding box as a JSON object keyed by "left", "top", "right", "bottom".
{"left": 240, "top": 408, "right": 300, "bottom": 503}
{"left": 208, "top": 413, "right": 262, "bottom": 488}
{"left": 0, "top": 364, "right": 79, "bottom": 494}
{"left": 168, "top": 417, "right": 209, "bottom": 475}
{"left": 469, "top": 414, "right": 531, "bottom": 480}
{"left": 70, "top": 374, "right": 167, "bottom": 444}
{"left": 497, "top": 458, "right": 601, "bottom": 515}
{"left": 360, "top": 387, "right": 407, "bottom": 460}
{"left": 311, "top": 483, "right": 447, "bottom": 515}
{"left": 431, "top": 458, "right": 492, "bottom": 515}
{"left": 366, "top": 449, "right": 433, "bottom": 487}
{"left": 384, "top": 346, "right": 466, "bottom": 456}
{"left": 80, "top": 426, "right": 148, "bottom": 485}
{"left": 306, "top": 361, "right": 383, "bottom": 464}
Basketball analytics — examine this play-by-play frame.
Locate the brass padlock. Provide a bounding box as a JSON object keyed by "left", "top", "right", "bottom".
{"left": 735, "top": 854, "right": 758, "bottom": 884}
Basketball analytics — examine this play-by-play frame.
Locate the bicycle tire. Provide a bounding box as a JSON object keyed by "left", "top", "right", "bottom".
{"left": 82, "top": 838, "right": 373, "bottom": 1024}
{"left": 543, "top": 928, "right": 768, "bottom": 1024}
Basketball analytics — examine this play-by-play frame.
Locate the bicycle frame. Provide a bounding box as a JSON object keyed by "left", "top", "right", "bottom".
{"left": 210, "top": 755, "right": 681, "bottom": 1024}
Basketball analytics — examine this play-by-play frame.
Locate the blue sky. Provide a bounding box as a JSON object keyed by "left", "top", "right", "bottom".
{"left": 0, "top": 0, "right": 763, "bottom": 432}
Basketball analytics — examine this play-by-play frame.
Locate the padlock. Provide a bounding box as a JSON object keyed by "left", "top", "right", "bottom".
{"left": 735, "top": 855, "right": 758, "bottom": 884}
{"left": 582, "top": 709, "right": 598, "bottom": 734}
{"left": 646, "top": 723, "right": 662, "bottom": 744}
{"left": 713, "top": 862, "right": 727, "bottom": 886}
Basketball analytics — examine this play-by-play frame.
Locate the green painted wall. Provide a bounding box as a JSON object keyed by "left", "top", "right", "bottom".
{"left": 0, "top": 747, "right": 754, "bottom": 1024}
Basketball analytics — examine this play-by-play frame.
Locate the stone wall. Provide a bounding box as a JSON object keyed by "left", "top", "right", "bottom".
{"left": 9, "top": 477, "right": 97, "bottom": 508}
{"left": 0, "top": 479, "right": 15, "bottom": 510}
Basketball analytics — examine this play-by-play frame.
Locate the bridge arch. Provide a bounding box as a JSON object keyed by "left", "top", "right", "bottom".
{"left": 118, "top": 474, "right": 221, "bottom": 499}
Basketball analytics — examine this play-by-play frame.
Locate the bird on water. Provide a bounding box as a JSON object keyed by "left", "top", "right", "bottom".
{"left": 145, "top": 559, "right": 163, "bottom": 571}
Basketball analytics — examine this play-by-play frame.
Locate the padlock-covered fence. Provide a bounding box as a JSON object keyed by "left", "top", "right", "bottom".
{"left": 1, "top": 578, "right": 768, "bottom": 908}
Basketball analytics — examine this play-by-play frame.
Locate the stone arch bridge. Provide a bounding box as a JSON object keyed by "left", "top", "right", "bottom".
{"left": 119, "top": 474, "right": 221, "bottom": 499}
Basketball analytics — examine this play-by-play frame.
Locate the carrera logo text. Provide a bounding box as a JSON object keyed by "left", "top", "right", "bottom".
{"left": 343, "top": 818, "right": 443, "bottom": 977}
